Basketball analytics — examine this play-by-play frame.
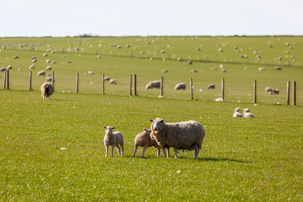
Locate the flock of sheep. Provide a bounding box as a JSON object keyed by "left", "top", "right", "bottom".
{"left": 104, "top": 118, "right": 206, "bottom": 159}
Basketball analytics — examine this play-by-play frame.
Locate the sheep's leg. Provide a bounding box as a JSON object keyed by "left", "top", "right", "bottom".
{"left": 111, "top": 145, "right": 115, "bottom": 157}
{"left": 105, "top": 145, "right": 109, "bottom": 157}
{"left": 194, "top": 146, "right": 200, "bottom": 159}
{"left": 174, "top": 148, "right": 179, "bottom": 158}
{"left": 132, "top": 145, "right": 138, "bottom": 157}
{"left": 141, "top": 146, "right": 148, "bottom": 157}
{"left": 116, "top": 145, "right": 121, "bottom": 156}
{"left": 157, "top": 148, "right": 160, "bottom": 156}
{"left": 121, "top": 144, "right": 124, "bottom": 156}
{"left": 162, "top": 148, "right": 167, "bottom": 157}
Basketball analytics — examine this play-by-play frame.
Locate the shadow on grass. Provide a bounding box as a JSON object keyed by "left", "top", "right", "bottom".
{"left": 195, "top": 157, "right": 252, "bottom": 163}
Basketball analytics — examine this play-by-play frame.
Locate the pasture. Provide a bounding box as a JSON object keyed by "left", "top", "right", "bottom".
{"left": 0, "top": 36, "right": 303, "bottom": 201}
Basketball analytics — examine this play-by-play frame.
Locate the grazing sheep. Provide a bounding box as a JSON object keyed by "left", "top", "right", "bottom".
{"left": 146, "top": 80, "right": 160, "bottom": 90}
{"left": 274, "top": 66, "right": 282, "bottom": 70}
{"left": 37, "top": 71, "right": 45, "bottom": 76}
{"left": 219, "top": 64, "right": 224, "bottom": 69}
{"left": 18, "top": 67, "right": 22, "bottom": 71}
{"left": 28, "top": 64, "right": 35, "bottom": 70}
{"left": 13, "top": 55, "right": 19, "bottom": 59}
{"left": 132, "top": 129, "right": 165, "bottom": 157}
{"left": 272, "top": 89, "right": 279, "bottom": 95}
{"left": 188, "top": 60, "right": 193, "bottom": 65}
{"left": 0, "top": 67, "right": 6, "bottom": 72}
{"left": 233, "top": 107, "right": 243, "bottom": 117}
{"left": 46, "top": 66, "right": 52, "bottom": 70}
{"left": 40, "top": 82, "right": 54, "bottom": 100}
{"left": 221, "top": 69, "right": 227, "bottom": 73}
{"left": 103, "top": 126, "right": 124, "bottom": 157}
{"left": 87, "top": 71, "right": 94, "bottom": 75}
{"left": 259, "top": 67, "right": 265, "bottom": 71}
{"left": 196, "top": 47, "right": 200, "bottom": 51}
{"left": 42, "top": 53, "right": 48, "bottom": 57}
{"left": 174, "top": 83, "right": 186, "bottom": 90}
{"left": 218, "top": 48, "right": 223, "bottom": 52}
{"left": 96, "top": 55, "right": 101, "bottom": 58}
{"left": 46, "top": 59, "right": 51, "bottom": 63}
{"left": 109, "top": 79, "right": 117, "bottom": 85}
{"left": 32, "top": 58, "right": 37, "bottom": 63}
{"left": 51, "top": 60, "right": 57, "bottom": 64}
{"left": 244, "top": 67, "right": 248, "bottom": 71}
{"left": 243, "top": 108, "right": 255, "bottom": 118}
{"left": 6, "top": 65, "right": 12, "bottom": 70}
{"left": 208, "top": 84, "right": 215, "bottom": 89}
{"left": 160, "top": 50, "right": 165, "bottom": 54}
{"left": 104, "top": 76, "right": 111, "bottom": 81}
{"left": 265, "top": 87, "right": 273, "bottom": 93}
{"left": 177, "top": 58, "right": 182, "bottom": 62}
{"left": 211, "top": 67, "right": 217, "bottom": 70}
{"left": 162, "top": 69, "right": 168, "bottom": 73}
{"left": 191, "top": 69, "right": 198, "bottom": 73}
{"left": 277, "top": 56, "right": 283, "bottom": 61}
{"left": 150, "top": 118, "right": 206, "bottom": 158}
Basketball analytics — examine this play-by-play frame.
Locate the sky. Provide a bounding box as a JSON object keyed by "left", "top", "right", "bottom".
{"left": 1, "top": 0, "right": 303, "bottom": 37}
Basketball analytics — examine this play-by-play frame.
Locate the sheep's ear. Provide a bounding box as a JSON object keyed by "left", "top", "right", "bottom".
{"left": 112, "top": 127, "right": 115, "bottom": 129}
{"left": 150, "top": 119, "right": 153, "bottom": 122}
{"left": 104, "top": 126, "right": 107, "bottom": 129}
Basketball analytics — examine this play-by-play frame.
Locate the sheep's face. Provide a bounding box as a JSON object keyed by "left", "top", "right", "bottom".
{"left": 104, "top": 126, "right": 115, "bottom": 135}
{"left": 150, "top": 118, "right": 164, "bottom": 131}
{"left": 235, "top": 107, "right": 241, "bottom": 112}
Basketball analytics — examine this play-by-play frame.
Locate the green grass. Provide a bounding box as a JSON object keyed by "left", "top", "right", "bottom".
{"left": 0, "top": 36, "right": 303, "bottom": 201}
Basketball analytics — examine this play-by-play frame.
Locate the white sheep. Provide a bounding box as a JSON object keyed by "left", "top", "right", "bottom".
{"left": 150, "top": 118, "right": 206, "bottom": 159}
{"left": 103, "top": 126, "right": 124, "bottom": 157}
{"left": 40, "top": 82, "right": 54, "bottom": 100}
{"left": 37, "top": 71, "right": 45, "bottom": 76}
{"left": 208, "top": 84, "right": 215, "bottom": 89}
{"left": 109, "top": 79, "right": 117, "bottom": 85}
{"left": 233, "top": 107, "right": 243, "bottom": 117}
{"left": 174, "top": 83, "right": 186, "bottom": 90}
{"left": 243, "top": 108, "right": 255, "bottom": 118}
{"left": 132, "top": 129, "right": 165, "bottom": 157}
{"left": 146, "top": 80, "right": 160, "bottom": 90}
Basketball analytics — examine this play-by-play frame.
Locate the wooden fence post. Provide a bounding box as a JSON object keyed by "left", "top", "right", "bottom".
{"left": 6, "top": 70, "right": 9, "bottom": 90}
{"left": 221, "top": 78, "right": 225, "bottom": 100}
{"left": 102, "top": 74, "right": 105, "bottom": 94}
{"left": 129, "top": 75, "right": 132, "bottom": 96}
{"left": 3, "top": 70, "right": 6, "bottom": 89}
{"left": 253, "top": 80, "right": 257, "bottom": 103}
{"left": 29, "top": 71, "right": 32, "bottom": 91}
{"left": 76, "top": 73, "right": 79, "bottom": 93}
{"left": 190, "top": 78, "right": 193, "bottom": 100}
{"left": 292, "top": 81, "right": 296, "bottom": 106}
{"left": 133, "top": 74, "right": 137, "bottom": 96}
{"left": 51, "top": 72, "right": 54, "bottom": 87}
{"left": 160, "top": 76, "right": 163, "bottom": 97}
{"left": 286, "top": 81, "right": 290, "bottom": 105}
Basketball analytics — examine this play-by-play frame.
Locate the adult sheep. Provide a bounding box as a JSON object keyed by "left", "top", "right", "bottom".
{"left": 150, "top": 118, "right": 206, "bottom": 159}
{"left": 146, "top": 80, "right": 160, "bottom": 90}
{"left": 132, "top": 129, "right": 165, "bottom": 157}
{"left": 40, "top": 82, "right": 54, "bottom": 100}
{"left": 174, "top": 83, "right": 186, "bottom": 90}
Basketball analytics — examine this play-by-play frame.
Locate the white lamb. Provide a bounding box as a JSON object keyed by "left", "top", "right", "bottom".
{"left": 103, "top": 126, "right": 124, "bottom": 157}
{"left": 243, "top": 108, "right": 255, "bottom": 118}
{"left": 233, "top": 107, "right": 243, "bottom": 117}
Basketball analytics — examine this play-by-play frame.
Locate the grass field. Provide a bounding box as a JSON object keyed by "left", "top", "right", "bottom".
{"left": 1, "top": 36, "right": 303, "bottom": 201}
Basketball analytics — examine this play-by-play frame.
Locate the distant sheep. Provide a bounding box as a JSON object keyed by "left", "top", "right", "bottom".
{"left": 104, "top": 76, "right": 111, "bottom": 81}
{"left": 13, "top": 55, "right": 19, "bottom": 59}
{"left": 103, "top": 126, "right": 124, "bottom": 157}
{"left": 177, "top": 58, "right": 182, "bottom": 62}
{"left": 211, "top": 67, "right": 217, "bottom": 70}
{"left": 37, "top": 71, "right": 45, "bottom": 76}
{"left": 265, "top": 87, "right": 272, "bottom": 93}
{"left": 40, "top": 82, "right": 54, "bottom": 100}
{"left": 87, "top": 71, "right": 94, "bottom": 75}
{"left": 274, "top": 66, "right": 282, "bottom": 70}
{"left": 188, "top": 60, "right": 193, "bottom": 65}
{"left": 174, "top": 83, "right": 186, "bottom": 90}
{"left": 259, "top": 67, "right": 265, "bottom": 71}
{"left": 146, "top": 80, "right": 160, "bottom": 90}
{"left": 191, "top": 69, "right": 198, "bottom": 73}
{"left": 208, "top": 84, "right": 215, "bottom": 89}
{"left": 6, "top": 65, "right": 12, "bottom": 70}
{"left": 46, "top": 59, "right": 51, "bottom": 63}
{"left": 243, "top": 108, "right": 255, "bottom": 118}
{"left": 0, "top": 67, "right": 6, "bottom": 72}
{"left": 28, "top": 64, "right": 35, "bottom": 70}
{"left": 32, "top": 58, "right": 37, "bottom": 63}
{"left": 132, "top": 129, "right": 164, "bottom": 157}
{"left": 46, "top": 66, "right": 52, "bottom": 70}
{"left": 42, "top": 53, "right": 48, "bottom": 57}
{"left": 109, "top": 79, "right": 117, "bottom": 85}
{"left": 150, "top": 118, "right": 206, "bottom": 158}
{"left": 233, "top": 107, "right": 243, "bottom": 117}
{"left": 162, "top": 69, "right": 168, "bottom": 73}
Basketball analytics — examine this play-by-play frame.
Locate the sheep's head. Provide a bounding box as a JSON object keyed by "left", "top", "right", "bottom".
{"left": 243, "top": 108, "right": 250, "bottom": 113}
{"left": 150, "top": 118, "right": 164, "bottom": 131}
{"left": 235, "top": 107, "right": 241, "bottom": 112}
{"left": 104, "top": 126, "right": 115, "bottom": 135}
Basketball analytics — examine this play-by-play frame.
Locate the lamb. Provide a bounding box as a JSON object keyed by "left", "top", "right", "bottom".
{"left": 174, "top": 83, "right": 186, "bottom": 90}
{"left": 233, "top": 107, "right": 243, "bottom": 117}
{"left": 150, "top": 118, "right": 206, "bottom": 159}
{"left": 132, "top": 129, "right": 165, "bottom": 157}
{"left": 103, "top": 126, "right": 124, "bottom": 157}
{"left": 146, "top": 80, "right": 160, "bottom": 90}
{"left": 243, "top": 108, "right": 255, "bottom": 118}
{"left": 40, "top": 82, "right": 54, "bottom": 100}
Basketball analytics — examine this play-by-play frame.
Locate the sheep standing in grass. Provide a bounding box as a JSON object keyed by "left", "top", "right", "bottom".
{"left": 243, "top": 108, "right": 255, "bottom": 118}
{"left": 174, "top": 83, "right": 186, "bottom": 90}
{"left": 40, "top": 82, "right": 54, "bottom": 100}
{"left": 146, "top": 80, "right": 160, "bottom": 90}
{"left": 233, "top": 107, "right": 243, "bottom": 117}
{"left": 150, "top": 118, "right": 206, "bottom": 159}
{"left": 104, "top": 126, "right": 124, "bottom": 157}
{"left": 132, "top": 129, "right": 165, "bottom": 157}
